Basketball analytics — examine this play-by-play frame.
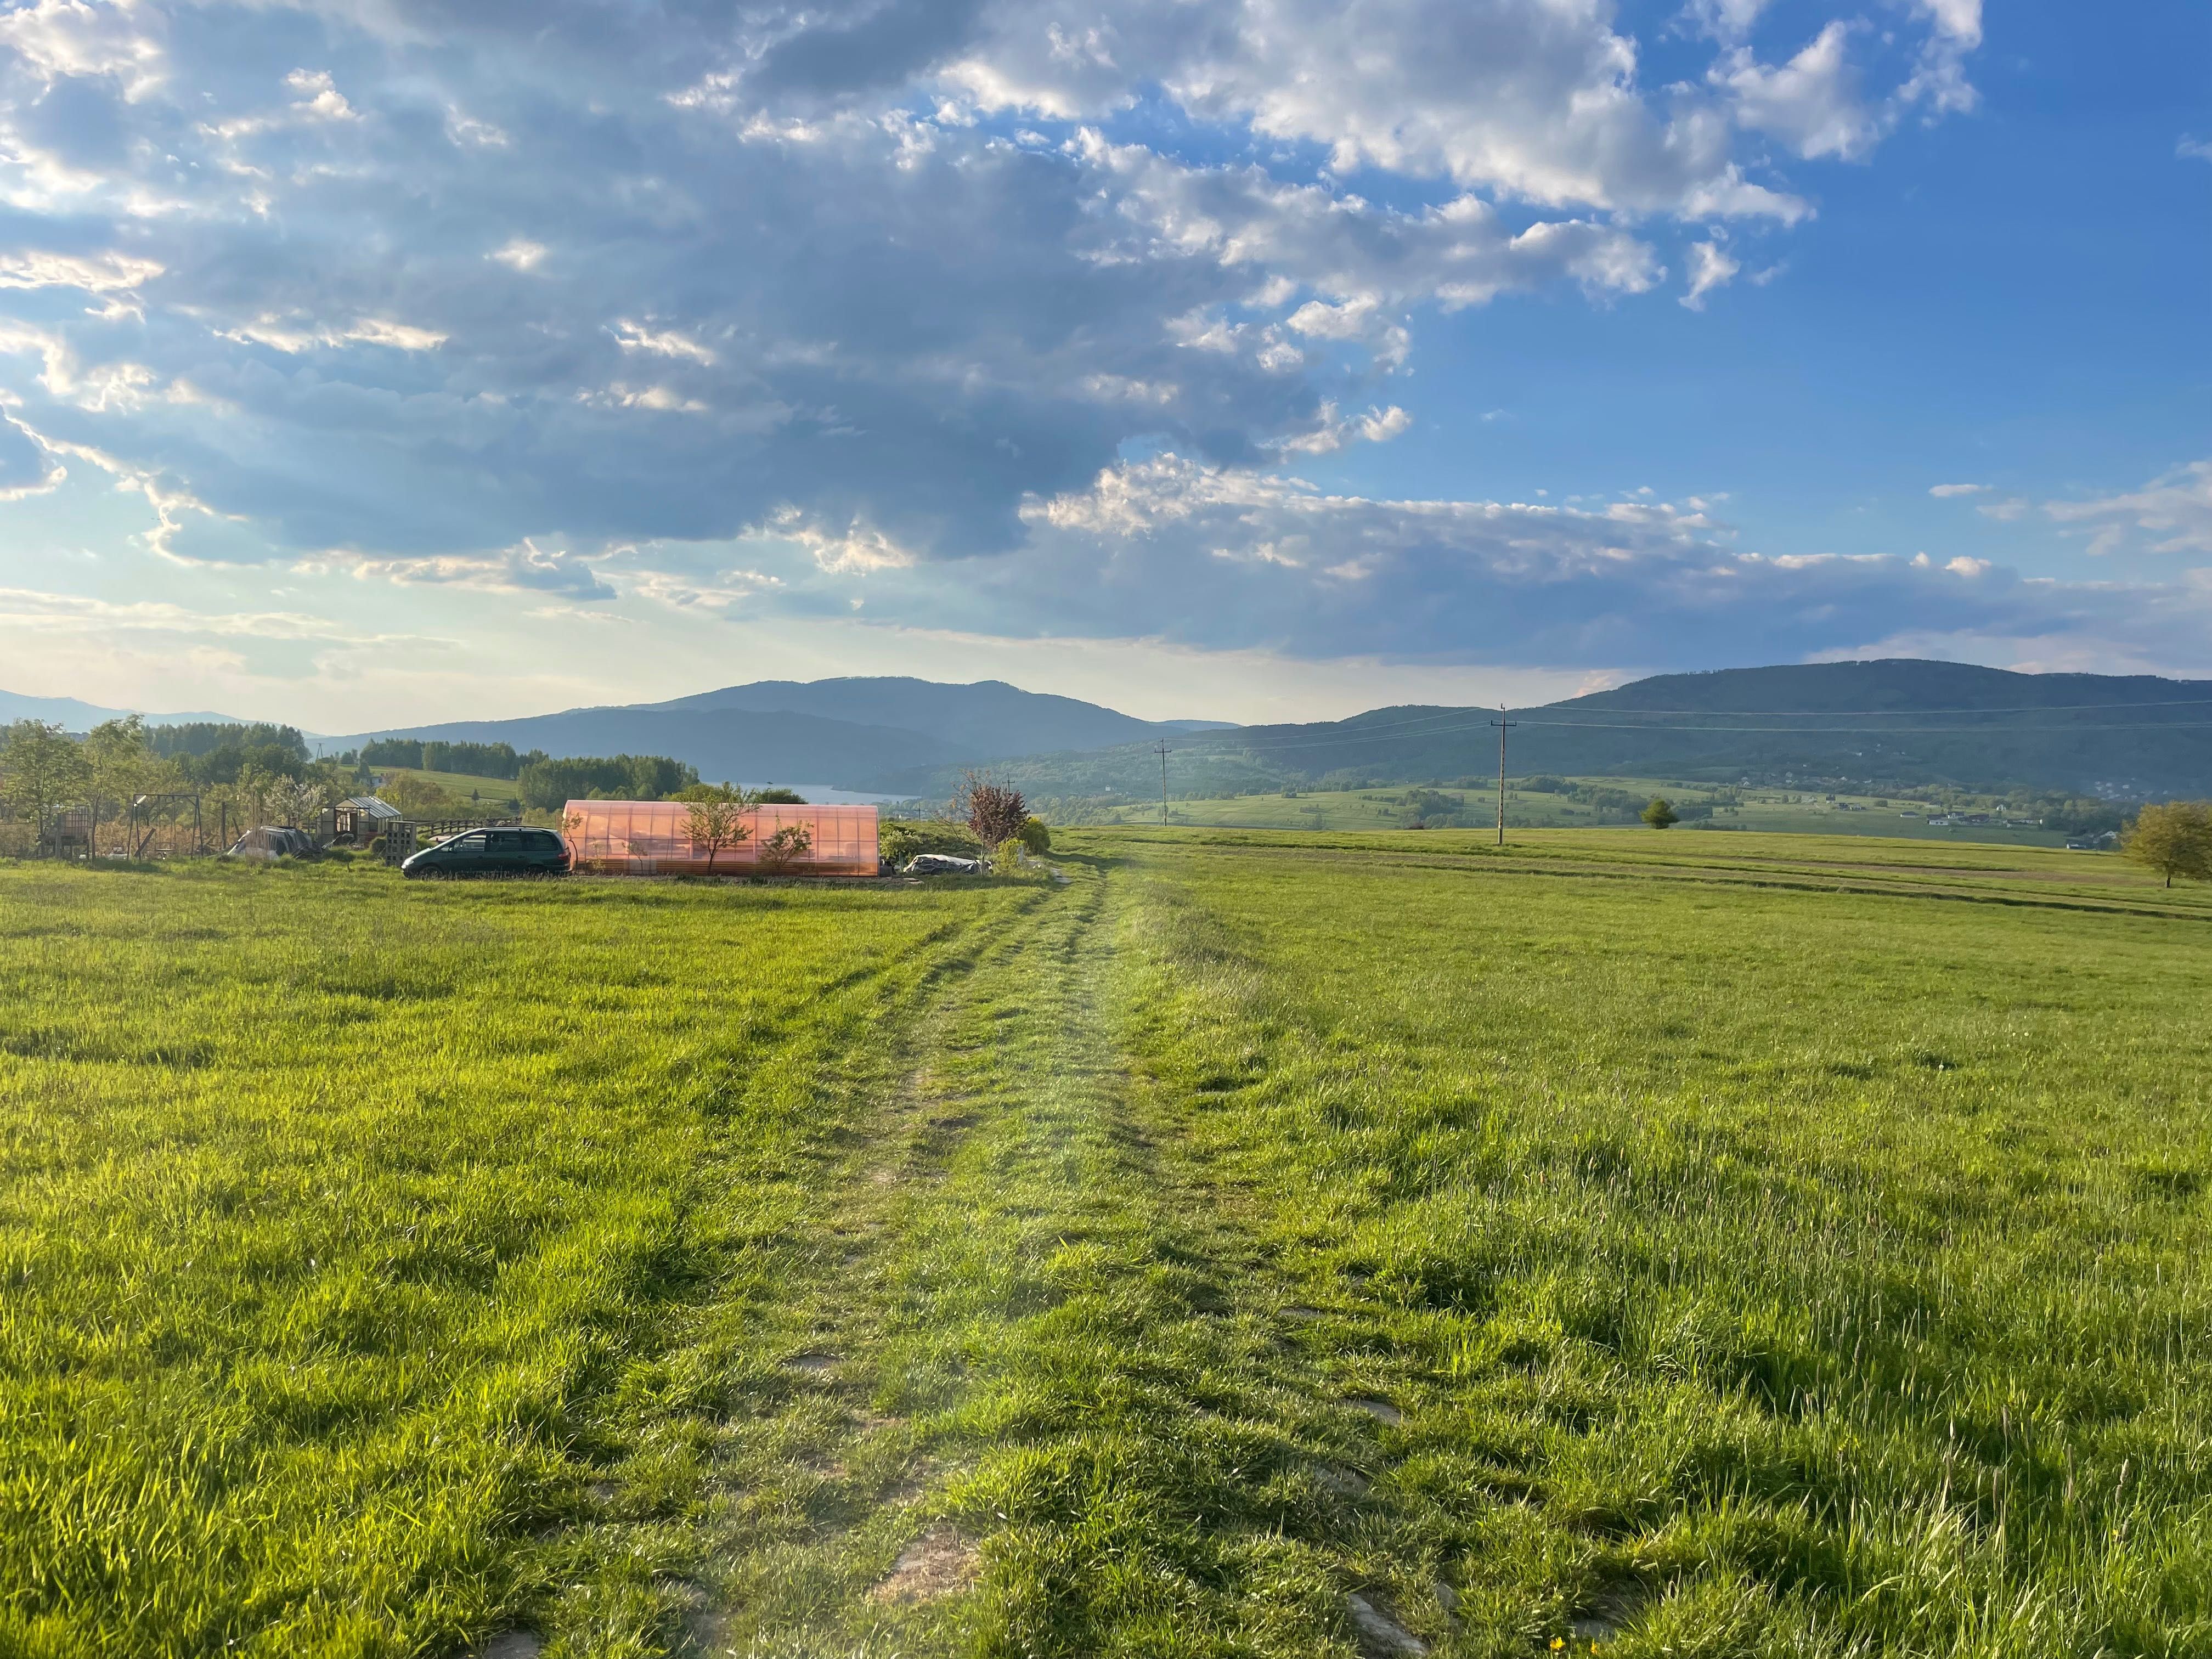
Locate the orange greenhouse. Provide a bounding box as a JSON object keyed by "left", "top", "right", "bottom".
{"left": 561, "top": 800, "right": 879, "bottom": 877}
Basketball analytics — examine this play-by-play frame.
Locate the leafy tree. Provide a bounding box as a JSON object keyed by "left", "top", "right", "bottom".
{"left": 360, "top": 738, "right": 425, "bottom": 769}
{"left": 2123, "top": 801, "right": 2212, "bottom": 888}
{"left": 1641, "top": 795, "right": 1679, "bottom": 830}
{"left": 671, "top": 781, "right": 778, "bottom": 804}
{"left": 517, "top": 753, "right": 699, "bottom": 810}
{"left": 171, "top": 735, "right": 311, "bottom": 788}
{"left": 422, "top": 740, "right": 522, "bottom": 778}
{"left": 149, "top": 722, "right": 309, "bottom": 764}
{"left": 956, "top": 770, "right": 1028, "bottom": 847}
{"left": 683, "top": 794, "right": 753, "bottom": 873}
{"left": 1017, "top": 815, "right": 1051, "bottom": 853}
{"left": 0, "top": 720, "right": 91, "bottom": 853}
{"left": 381, "top": 772, "right": 455, "bottom": 815}
{"left": 83, "top": 716, "right": 160, "bottom": 848}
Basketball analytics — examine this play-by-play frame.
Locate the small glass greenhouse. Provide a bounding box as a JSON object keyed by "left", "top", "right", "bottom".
{"left": 561, "top": 800, "right": 879, "bottom": 877}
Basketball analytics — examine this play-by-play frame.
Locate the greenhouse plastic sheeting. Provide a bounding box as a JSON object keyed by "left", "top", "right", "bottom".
{"left": 562, "top": 800, "right": 879, "bottom": 876}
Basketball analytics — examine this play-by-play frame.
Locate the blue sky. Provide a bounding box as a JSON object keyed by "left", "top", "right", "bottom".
{"left": 0, "top": 0, "right": 2202, "bottom": 727}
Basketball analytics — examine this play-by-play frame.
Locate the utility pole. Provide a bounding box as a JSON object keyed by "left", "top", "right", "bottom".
{"left": 1489, "top": 704, "right": 1516, "bottom": 847}
{"left": 1153, "top": 740, "right": 1173, "bottom": 827}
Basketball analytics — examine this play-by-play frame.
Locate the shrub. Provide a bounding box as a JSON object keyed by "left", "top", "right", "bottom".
{"left": 956, "top": 771, "right": 1029, "bottom": 848}
{"left": 990, "top": 838, "right": 1025, "bottom": 877}
{"left": 881, "top": 820, "right": 981, "bottom": 866}
{"left": 755, "top": 822, "right": 813, "bottom": 873}
{"left": 1642, "top": 796, "right": 1679, "bottom": 830}
{"left": 1018, "top": 815, "right": 1051, "bottom": 854}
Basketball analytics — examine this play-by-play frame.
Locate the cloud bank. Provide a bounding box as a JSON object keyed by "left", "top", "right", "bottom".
{"left": 16, "top": 0, "right": 2191, "bottom": 685}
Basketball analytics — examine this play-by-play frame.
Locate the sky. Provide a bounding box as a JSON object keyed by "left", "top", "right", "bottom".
{"left": 0, "top": 0, "right": 2204, "bottom": 728}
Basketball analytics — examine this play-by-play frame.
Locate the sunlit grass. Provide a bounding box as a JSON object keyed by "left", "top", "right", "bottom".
{"left": 3, "top": 831, "right": 2206, "bottom": 1656}
{"left": 0, "top": 859, "right": 1029, "bottom": 1657}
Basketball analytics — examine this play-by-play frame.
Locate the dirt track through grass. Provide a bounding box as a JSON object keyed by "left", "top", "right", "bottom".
{"left": 662, "top": 854, "right": 1496, "bottom": 1657}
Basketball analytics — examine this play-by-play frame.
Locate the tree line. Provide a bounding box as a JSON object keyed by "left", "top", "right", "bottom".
{"left": 357, "top": 738, "right": 544, "bottom": 779}
{"left": 0, "top": 718, "right": 709, "bottom": 854}
{"left": 0, "top": 716, "right": 345, "bottom": 854}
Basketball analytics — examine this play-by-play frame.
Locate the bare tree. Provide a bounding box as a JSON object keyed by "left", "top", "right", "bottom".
{"left": 684, "top": 793, "right": 753, "bottom": 873}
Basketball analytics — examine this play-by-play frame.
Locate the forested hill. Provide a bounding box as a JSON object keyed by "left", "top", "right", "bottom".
{"left": 889, "top": 660, "right": 2212, "bottom": 800}
{"left": 325, "top": 676, "right": 1226, "bottom": 790}
{"left": 1557, "top": 659, "right": 2208, "bottom": 716}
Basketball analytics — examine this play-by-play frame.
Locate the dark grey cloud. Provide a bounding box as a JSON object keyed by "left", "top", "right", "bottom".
{"left": 0, "top": 0, "right": 1989, "bottom": 664}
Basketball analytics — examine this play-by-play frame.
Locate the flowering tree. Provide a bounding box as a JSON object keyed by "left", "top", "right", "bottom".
{"left": 271, "top": 776, "right": 328, "bottom": 830}
{"left": 955, "top": 771, "right": 1029, "bottom": 848}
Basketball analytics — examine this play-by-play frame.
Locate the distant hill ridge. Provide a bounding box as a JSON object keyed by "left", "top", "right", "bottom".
{"left": 16, "top": 660, "right": 2209, "bottom": 797}
{"left": 0, "top": 689, "right": 255, "bottom": 729}
{"left": 1561, "top": 659, "right": 2210, "bottom": 714}
{"left": 877, "top": 660, "right": 2212, "bottom": 799}
{"left": 325, "top": 675, "right": 1229, "bottom": 791}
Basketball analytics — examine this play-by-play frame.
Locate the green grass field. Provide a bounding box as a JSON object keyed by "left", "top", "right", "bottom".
{"left": 1, "top": 830, "right": 2206, "bottom": 1657}
{"left": 365, "top": 765, "right": 529, "bottom": 810}
{"left": 1090, "top": 788, "right": 2076, "bottom": 846}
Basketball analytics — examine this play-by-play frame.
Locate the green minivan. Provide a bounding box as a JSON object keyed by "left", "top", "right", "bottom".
{"left": 402, "top": 826, "right": 572, "bottom": 879}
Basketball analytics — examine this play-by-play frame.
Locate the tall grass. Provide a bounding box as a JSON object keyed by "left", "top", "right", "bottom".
{"left": 1098, "top": 833, "right": 2212, "bottom": 1654}
{"left": 3, "top": 833, "right": 2206, "bottom": 1656}
{"left": 0, "top": 859, "right": 1027, "bottom": 1656}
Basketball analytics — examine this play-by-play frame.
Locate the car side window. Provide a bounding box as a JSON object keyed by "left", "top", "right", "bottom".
{"left": 529, "top": 831, "right": 563, "bottom": 850}
{"left": 454, "top": 832, "right": 488, "bottom": 849}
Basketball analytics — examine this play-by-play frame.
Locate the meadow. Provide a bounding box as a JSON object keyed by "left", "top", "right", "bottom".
{"left": 1088, "top": 787, "right": 2078, "bottom": 846}
{"left": 0, "top": 828, "right": 2205, "bottom": 1657}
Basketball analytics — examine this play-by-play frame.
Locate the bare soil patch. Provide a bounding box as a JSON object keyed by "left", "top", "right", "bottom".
{"left": 870, "top": 1524, "right": 980, "bottom": 1605}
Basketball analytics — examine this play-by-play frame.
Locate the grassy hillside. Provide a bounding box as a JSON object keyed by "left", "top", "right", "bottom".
{"left": 1, "top": 833, "right": 2205, "bottom": 1654}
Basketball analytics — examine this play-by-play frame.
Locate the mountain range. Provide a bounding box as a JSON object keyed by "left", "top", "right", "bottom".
{"left": 11, "top": 661, "right": 2209, "bottom": 798}
{"left": 934, "top": 661, "right": 2212, "bottom": 802}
